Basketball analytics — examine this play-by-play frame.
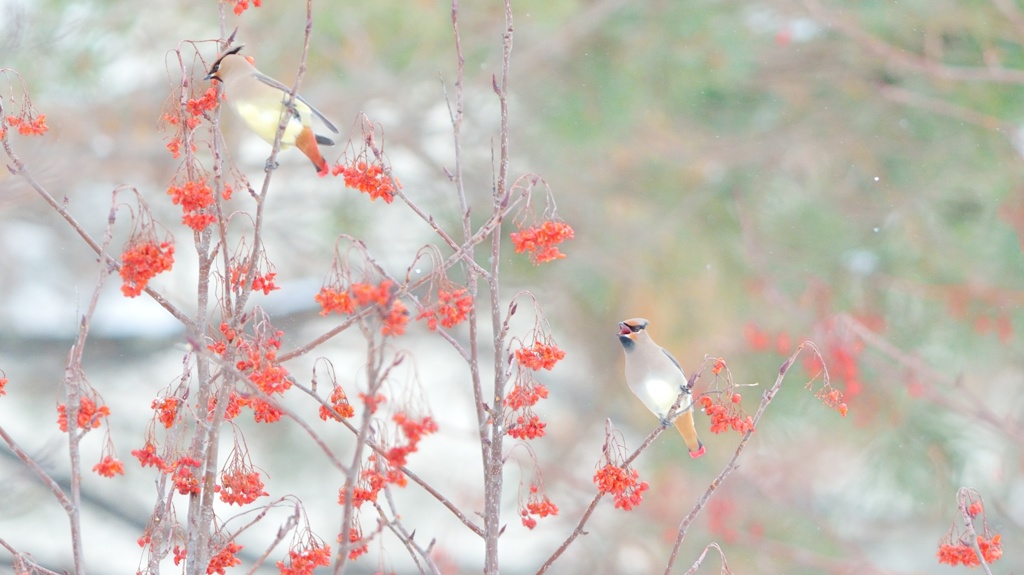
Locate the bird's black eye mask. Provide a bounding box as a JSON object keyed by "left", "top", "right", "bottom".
{"left": 208, "top": 45, "right": 245, "bottom": 77}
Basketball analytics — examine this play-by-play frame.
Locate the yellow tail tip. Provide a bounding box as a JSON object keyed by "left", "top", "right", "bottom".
{"left": 689, "top": 445, "right": 706, "bottom": 459}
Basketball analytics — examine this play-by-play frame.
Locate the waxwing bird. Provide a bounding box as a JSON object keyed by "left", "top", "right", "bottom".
{"left": 205, "top": 45, "right": 339, "bottom": 174}
{"left": 617, "top": 318, "right": 706, "bottom": 458}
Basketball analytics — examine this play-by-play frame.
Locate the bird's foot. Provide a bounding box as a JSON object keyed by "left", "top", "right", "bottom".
{"left": 264, "top": 159, "right": 279, "bottom": 172}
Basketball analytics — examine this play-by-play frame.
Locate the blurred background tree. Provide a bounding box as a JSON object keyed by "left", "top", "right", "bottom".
{"left": 1, "top": 0, "right": 1021, "bottom": 573}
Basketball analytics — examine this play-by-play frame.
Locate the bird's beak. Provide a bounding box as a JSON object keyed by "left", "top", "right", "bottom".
{"left": 618, "top": 323, "right": 633, "bottom": 337}
{"left": 204, "top": 72, "right": 217, "bottom": 82}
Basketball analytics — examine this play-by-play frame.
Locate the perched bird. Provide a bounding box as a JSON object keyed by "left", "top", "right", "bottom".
{"left": 205, "top": 45, "right": 339, "bottom": 174}
{"left": 617, "top": 318, "right": 706, "bottom": 458}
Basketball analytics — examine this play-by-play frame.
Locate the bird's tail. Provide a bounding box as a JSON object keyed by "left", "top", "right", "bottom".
{"left": 296, "top": 126, "right": 329, "bottom": 176}
{"left": 675, "top": 410, "right": 706, "bottom": 458}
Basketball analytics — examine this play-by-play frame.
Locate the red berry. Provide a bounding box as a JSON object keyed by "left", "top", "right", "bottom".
{"left": 731, "top": 393, "right": 742, "bottom": 404}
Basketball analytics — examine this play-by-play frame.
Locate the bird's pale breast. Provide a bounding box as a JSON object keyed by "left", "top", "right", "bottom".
{"left": 234, "top": 100, "right": 305, "bottom": 148}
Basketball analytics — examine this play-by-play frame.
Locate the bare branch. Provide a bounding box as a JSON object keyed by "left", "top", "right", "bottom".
{"left": 0, "top": 426, "right": 73, "bottom": 512}
{"left": 663, "top": 343, "right": 817, "bottom": 573}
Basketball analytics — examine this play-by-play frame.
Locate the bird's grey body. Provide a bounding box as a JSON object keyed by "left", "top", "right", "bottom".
{"left": 618, "top": 318, "right": 705, "bottom": 458}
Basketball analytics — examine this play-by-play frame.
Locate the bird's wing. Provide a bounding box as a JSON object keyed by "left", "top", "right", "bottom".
{"left": 252, "top": 70, "right": 340, "bottom": 134}
{"left": 661, "top": 348, "right": 688, "bottom": 381}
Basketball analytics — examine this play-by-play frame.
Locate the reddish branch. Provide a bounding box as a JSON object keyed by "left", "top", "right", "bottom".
{"left": 804, "top": 0, "right": 1024, "bottom": 139}
{"left": 841, "top": 314, "right": 1024, "bottom": 444}
{"left": 878, "top": 84, "right": 1013, "bottom": 133}
{"left": 804, "top": 0, "right": 1024, "bottom": 84}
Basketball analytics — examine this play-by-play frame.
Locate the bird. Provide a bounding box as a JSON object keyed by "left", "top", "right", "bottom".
{"left": 205, "top": 45, "right": 339, "bottom": 175}
{"left": 617, "top": 317, "right": 706, "bottom": 458}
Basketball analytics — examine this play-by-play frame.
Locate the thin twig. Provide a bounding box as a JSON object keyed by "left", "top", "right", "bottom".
{"left": 56, "top": 198, "right": 119, "bottom": 575}
{"left": 536, "top": 405, "right": 683, "bottom": 573}
{"left": 956, "top": 487, "right": 995, "bottom": 575}
{"left": 0, "top": 538, "right": 64, "bottom": 575}
{"left": 379, "top": 488, "right": 441, "bottom": 575}
{"left": 235, "top": 0, "right": 314, "bottom": 317}
{"left": 287, "top": 378, "right": 483, "bottom": 536}
{"left": 242, "top": 500, "right": 301, "bottom": 575}
{"left": 335, "top": 327, "right": 389, "bottom": 574}
{"left": 682, "top": 542, "right": 732, "bottom": 575}
{"left": 663, "top": 344, "right": 815, "bottom": 573}
{"left": 189, "top": 344, "right": 349, "bottom": 475}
